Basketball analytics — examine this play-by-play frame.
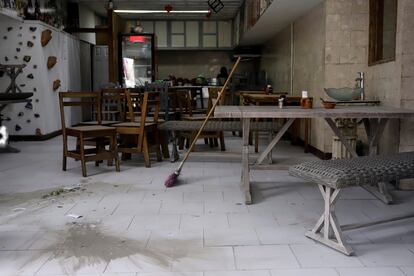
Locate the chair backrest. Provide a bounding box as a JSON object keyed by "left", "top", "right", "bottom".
{"left": 175, "top": 89, "right": 193, "bottom": 116}
{"left": 208, "top": 87, "right": 226, "bottom": 111}
{"left": 100, "top": 88, "right": 128, "bottom": 122}
{"left": 59, "top": 91, "right": 101, "bottom": 133}
{"left": 125, "top": 91, "right": 160, "bottom": 125}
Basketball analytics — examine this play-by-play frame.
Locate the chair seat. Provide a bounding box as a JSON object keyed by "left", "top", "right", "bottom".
{"left": 68, "top": 125, "right": 116, "bottom": 132}
{"left": 80, "top": 120, "right": 122, "bottom": 126}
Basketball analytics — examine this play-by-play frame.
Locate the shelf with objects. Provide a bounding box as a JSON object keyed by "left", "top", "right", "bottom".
{"left": 0, "top": 64, "right": 33, "bottom": 153}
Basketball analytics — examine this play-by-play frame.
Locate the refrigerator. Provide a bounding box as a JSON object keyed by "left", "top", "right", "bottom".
{"left": 118, "top": 33, "right": 156, "bottom": 88}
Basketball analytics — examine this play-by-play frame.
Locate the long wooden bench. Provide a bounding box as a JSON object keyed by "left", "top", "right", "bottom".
{"left": 289, "top": 152, "right": 414, "bottom": 255}
{"left": 159, "top": 120, "right": 283, "bottom": 161}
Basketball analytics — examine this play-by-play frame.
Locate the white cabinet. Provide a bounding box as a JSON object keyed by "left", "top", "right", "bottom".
{"left": 155, "top": 21, "right": 167, "bottom": 48}
{"left": 140, "top": 20, "right": 232, "bottom": 49}
{"left": 171, "top": 21, "right": 185, "bottom": 48}
{"left": 218, "top": 21, "right": 232, "bottom": 48}
{"left": 186, "top": 21, "right": 199, "bottom": 47}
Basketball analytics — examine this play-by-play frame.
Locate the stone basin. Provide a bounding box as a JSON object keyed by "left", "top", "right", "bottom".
{"left": 324, "top": 87, "right": 362, "bottom": 101}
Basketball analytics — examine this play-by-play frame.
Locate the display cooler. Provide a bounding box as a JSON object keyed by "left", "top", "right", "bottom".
{"left": 118, "top": 33, "right": 156, "bottom": 88}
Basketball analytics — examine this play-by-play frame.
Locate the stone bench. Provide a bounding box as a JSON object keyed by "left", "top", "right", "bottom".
{"left": 289, "top": 152, "right": 414, "bottom": 255}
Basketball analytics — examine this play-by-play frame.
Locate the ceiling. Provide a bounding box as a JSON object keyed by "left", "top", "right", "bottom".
{"left": 76, "top": 0, "right": 244, "bottom": 20}
{"left": 240, "top": 0, "right": 324, "bottom": 45}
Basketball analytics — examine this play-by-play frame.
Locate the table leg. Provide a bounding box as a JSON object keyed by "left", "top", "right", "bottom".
{"left": 242, "top": 118, "right": 252, "bottom": 204}
{"left": 325, "top": 118, "right": 358, "bottom": 158}
{"left": 256, "top": 118, "right": 295, "bottom": 165}
{"left": 362, "top": 118, "right": 393, "bottom": 204}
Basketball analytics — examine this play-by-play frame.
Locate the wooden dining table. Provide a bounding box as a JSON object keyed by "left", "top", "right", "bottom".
{"left": 214, "top": 105, "right": 414, "bottom": 204}
{"left": 239, "top": 93, "right": 309, "bottom": 153}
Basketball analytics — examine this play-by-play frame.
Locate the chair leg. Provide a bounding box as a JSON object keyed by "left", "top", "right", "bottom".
{"left": 204, "top": 138, "right": 209, "bottom": 144}
{"left": 219, "top": 131, "right": 225, "bottom": 151}
{"left": 111, "top": 134, "right": 120, "bottom": 172}
{"left": 160, "top": 131, "right": 170, "bottom": 159}
{"left": 143, "top": 134, "right": 151, "bottom": 168}
{"left": 170, "top": 130, "right": 179, "bottom": 162}
{"left": 305, "top": 185, "right": 354, "bottom": 255}
{"left": 62, "top": 135, "right": 67, "bottom": 171}
{"left": 213, "top": 137, "right": 219, "bottom": 147}
{"left": 155, "top": 131, "right": 163, "bottom": 162}
{"left": 79, "top": 135, "right": 87, "bottom": 177}
{"left": 209, "top": 138, "right": 214, "bottom": 148}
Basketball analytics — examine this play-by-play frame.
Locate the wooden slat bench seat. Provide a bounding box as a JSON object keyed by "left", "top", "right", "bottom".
{"left": 159, "top": 120, "right": 283, "bottom": 161}
{"left": 289, "top": 152, "right": 414, "bottom": 255}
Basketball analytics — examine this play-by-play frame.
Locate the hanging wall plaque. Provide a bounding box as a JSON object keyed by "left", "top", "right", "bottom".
{"left": 41, "top": 29, "right": 52, "bottom": 47}
{"left": 47, "top": 56, "right": 57, "bottom": 69}
{"left": 52, "top": 79, "right": 60, "bottom": 91}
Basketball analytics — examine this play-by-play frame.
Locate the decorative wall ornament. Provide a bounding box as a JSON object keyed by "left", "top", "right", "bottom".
{"left": 33, "top": 65, "right": 37, "bottom": 69}
{"left": 25, "top": 102, "right": 33, "bottom": 109}
{"left": 26, "top": 119, "right": 31, "bottom": 123}
{"left": 18, "top": 112, "right": 24, "bottom": 117}
{"left": 3, "top": 36, "right": 7, "bottom": 40}
{"left": 34, "top": 113, "right": 40, "bottom": 118}
{"left": 18, "top": 42, "right": 22, "bottom": 45}
{"left": 4, "top": 57, "right": 8, "bottom": 61}
{"left": 53, "top": 79, "right": 60, "bottom": 91}
{"left": 7, "top": 27, "right": 13, "bottom": 32}
{"left": 27, "top": 41, "right": 34, "bottom": 47}
{"left": 18, "top": 33, "right": 22, "bottom": 37}
{"left": 23, "top": 56, "right": 31, "bottom": 62}
{"left": 14, "top": 56, "right": 18, "bottom": 59}
{"left": 20, "top": 84, "right": 25, "bottom": 87}
{"left": 29, "top": 27, "right": 37, "bottom": 32}
{"left": 33, "top": 87, "right": 37, "bottom": 92}
{"left": 41, "top": 29, "right": 52, "bottom": 47}
{"left": 35, "top": 99, "right": 39, "bottom": 102}
{"left": 27, "top": 73, "right": 34, "bottom": 79}
{"left": 35, "top": 128, "right": 42, "bottom": 136}
{"left": 5, "top": 117, "right": 11, "bottom": 121}
{"left": 15, "top": 125, "right": 21, "bottom": 131}
{"left": 16, "top": 48, "right": 21, "bottom": 52}
{"left": 32, "top": 36, "right": 36, "bottom": 39}
{"left": 47, "top": 56, "right": 57, "bottom": 69}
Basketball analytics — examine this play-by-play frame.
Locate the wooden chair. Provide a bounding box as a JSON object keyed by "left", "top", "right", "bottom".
{"left": 59, "top": 92, "right": 120, "bottom": 177}
{"left": 80, "top": 88, "right": 127, "bottom": 126}
{"left": 179, "top": 87, "right": 226, "bottom": 151}
{"left": 111, "top": 91, "right": 162, "bottom": 167}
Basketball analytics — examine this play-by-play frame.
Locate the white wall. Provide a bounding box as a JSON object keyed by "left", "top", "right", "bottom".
{"left": 0, "top": 18, "right": 82, "bottom": 136}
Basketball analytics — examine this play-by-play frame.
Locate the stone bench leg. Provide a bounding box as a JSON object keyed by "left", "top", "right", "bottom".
{"left": 305, "top": 184, "right": 354, "bottom": 256}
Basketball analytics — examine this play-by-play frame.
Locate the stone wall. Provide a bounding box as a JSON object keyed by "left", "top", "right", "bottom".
{"left": 398, "top": 0, "right": 414, "bottom": 152}
{"left": 260, "top": 26, "right": 291, "bottom": 92}
{"left": 260, "top": 0, "right": 414, "bottom": 155}
{"left": 293, "top": 3, "right": 327, "bottom": 152}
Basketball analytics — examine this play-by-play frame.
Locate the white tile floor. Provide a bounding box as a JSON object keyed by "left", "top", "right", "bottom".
{"left": 0, "top": 135, "right": 413, "bottom": 276}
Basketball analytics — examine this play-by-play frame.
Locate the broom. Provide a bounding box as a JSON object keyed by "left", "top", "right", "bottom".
{"left": 165, "top": 56, "right": 242, "bottom": 187}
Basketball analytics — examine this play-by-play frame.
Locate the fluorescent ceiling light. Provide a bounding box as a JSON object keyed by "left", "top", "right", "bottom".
{"left": 114, "top": 10, "right": 210, "bottom": 14}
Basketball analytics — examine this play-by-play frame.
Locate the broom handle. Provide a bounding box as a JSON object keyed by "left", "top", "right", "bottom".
{"left": 177, "top": 56, "right": 241, "bottom": 172}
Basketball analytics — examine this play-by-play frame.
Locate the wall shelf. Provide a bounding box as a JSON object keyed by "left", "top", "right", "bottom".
{"left": 0, "top": 9, "right": 24, "bottom": 23}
